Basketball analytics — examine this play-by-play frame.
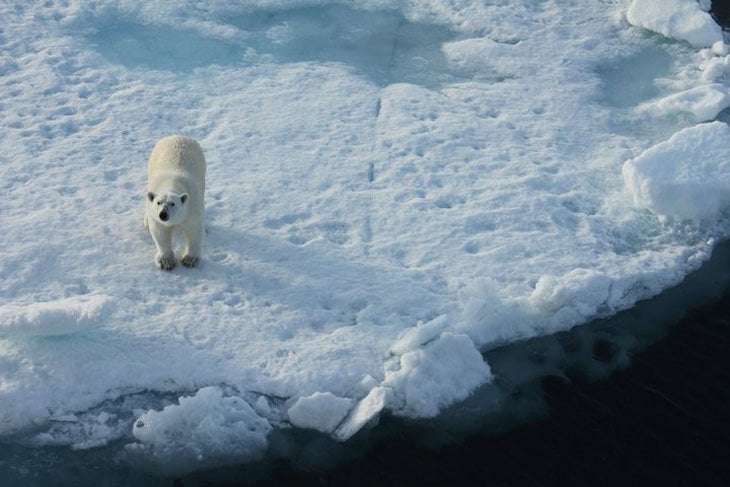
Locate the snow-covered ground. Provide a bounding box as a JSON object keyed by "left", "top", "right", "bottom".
{"left": 1, "top": 0, "right": 730, "bottom": 475}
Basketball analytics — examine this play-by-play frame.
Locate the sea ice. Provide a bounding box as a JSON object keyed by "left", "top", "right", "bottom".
{"left": 0, "top": 295, "right": 114, "bottom": 336}
{"left": 287, "top": 392, "right": 353, "bottom": 433}
{"left": 626, "top": 0, "right": 723, "bottom": 48}
{"left": 623, "top": 121, "right": 730, "bottom": 221}
{"left": 384, "top": 332, "right": 492, "bottom": 418}
{"left": 335, "top": 386, "right": 389, "bottom": 441}
{"left": 638, "top": 84, "right": 730, "bottom": 122}
{"left": 701, "top": 56, "right": 727, "bottom": 81}
{"left": 30, "top": 411, "right": 123, "bottom": 450}
{"left": 1, "top": 0, "right": 729, "bottom": 474}
{"left": 127, "top": 386, "right": 271, "bottom": 474}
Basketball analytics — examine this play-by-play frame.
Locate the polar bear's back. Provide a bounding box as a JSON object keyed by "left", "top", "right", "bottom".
{"left": 147, "top": 135, "right": 206, "bottom": 188}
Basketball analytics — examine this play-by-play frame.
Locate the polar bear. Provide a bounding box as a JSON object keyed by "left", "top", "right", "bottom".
{"left": 144, "top": 135, "right": 206, "bottom": 270}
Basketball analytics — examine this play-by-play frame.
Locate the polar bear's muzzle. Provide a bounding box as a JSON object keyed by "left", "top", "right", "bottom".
{"left": 159, "top": 209, "right": 169, "bottom": 221}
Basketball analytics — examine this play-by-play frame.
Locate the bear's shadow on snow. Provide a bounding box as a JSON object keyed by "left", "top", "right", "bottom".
{"left": 200, "top": 224, "right": 441, "bottom": 327}
{"left": 86, "top": 5, "right": 459, "bottom": 88}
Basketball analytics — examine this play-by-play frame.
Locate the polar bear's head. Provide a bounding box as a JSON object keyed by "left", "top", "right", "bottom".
{"left": 146, "top": 192, "right": 189, "bottom": 226}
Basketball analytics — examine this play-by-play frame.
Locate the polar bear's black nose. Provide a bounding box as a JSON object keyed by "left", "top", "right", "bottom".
{"left": 159, "top": 210, "right": 168, "bottom": 221}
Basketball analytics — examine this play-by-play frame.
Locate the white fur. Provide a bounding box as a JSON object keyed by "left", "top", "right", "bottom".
{"left": 144, "top": 135, "right": 206, "bottom": 270}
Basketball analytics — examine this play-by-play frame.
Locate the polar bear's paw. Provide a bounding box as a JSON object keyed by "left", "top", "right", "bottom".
{"left": 156, "top": 255, "right": 177, "bottom": 271}
{"left": 181, "top": 255, "right": 200, "bottom": 268}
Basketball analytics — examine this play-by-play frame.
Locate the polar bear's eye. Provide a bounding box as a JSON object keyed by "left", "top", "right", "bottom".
{"left": 170, "top": 203, "right": 175, "bottom": 207}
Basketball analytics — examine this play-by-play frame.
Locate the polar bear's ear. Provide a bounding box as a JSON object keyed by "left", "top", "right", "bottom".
{"left": 147, "top": 191, "right": 156, "bottom": 202}
{"left": 180, "top": 194, "right": 188, "bottom": 204}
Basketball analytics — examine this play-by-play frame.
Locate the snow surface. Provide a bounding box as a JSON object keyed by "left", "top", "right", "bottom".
{"left": 1, "top": 0, "right": 730, "bottom": 474}
{"left": 0, "top": 295, "right": 114, "bottom": 336}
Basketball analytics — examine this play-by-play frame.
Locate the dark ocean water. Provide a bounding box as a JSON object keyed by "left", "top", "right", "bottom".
{"left": 296, "top": 286, "right": 730, "bottom": 486}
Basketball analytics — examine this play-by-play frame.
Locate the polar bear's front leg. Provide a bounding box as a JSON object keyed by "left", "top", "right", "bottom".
{"left": 148, "top": 222, "right": 176, "bottom": 270}
{"left": 181, "top": 221, "right": 203, "bottom": 268}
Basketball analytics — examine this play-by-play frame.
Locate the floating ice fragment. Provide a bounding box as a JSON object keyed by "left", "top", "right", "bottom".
{"left": 626, "top": 0, "right": 722, "bottom": 48}
{"left": 638, "top": 84, "right": 730, "bottom": 122}
{"left": 287, "top": 392, "right": 353, "bottom": 433}
{"left": 529, "top": 269, "right": 612, "bottom": 319}
{"left": 390, "top": 315, "right": 449, "bottom": 356}
{"left": 255, "top": 396, "right": 271, "bottom": 416}
{"left": 622, "top": 121, "right": 730, "bottom": 220}
{"left": 334, "top": 387, "right": 389, "bottom": 441}
{"left": 384, "top": 333, "right": 491, "bottom": 418}
{"left": 712, "top": 41, "right": 729, "bottom": 56}
{"left": 701, "top": 57, "right": 727, "bottom": 81}
{"left": 30, "top": 411, "right": 123, "bottom": 450}
{"left": 128, "top": 386, "right": 271, "bottom": 474}
{"left": 358, "top": 374, "right": 379, "bottom": 392}
{"left": 0, "top": 294, "right": 115, "bottom": 336}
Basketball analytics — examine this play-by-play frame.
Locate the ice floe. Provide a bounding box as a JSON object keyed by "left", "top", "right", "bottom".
{"left": 1, "top": 0, "right": 730, "bottom": 475}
